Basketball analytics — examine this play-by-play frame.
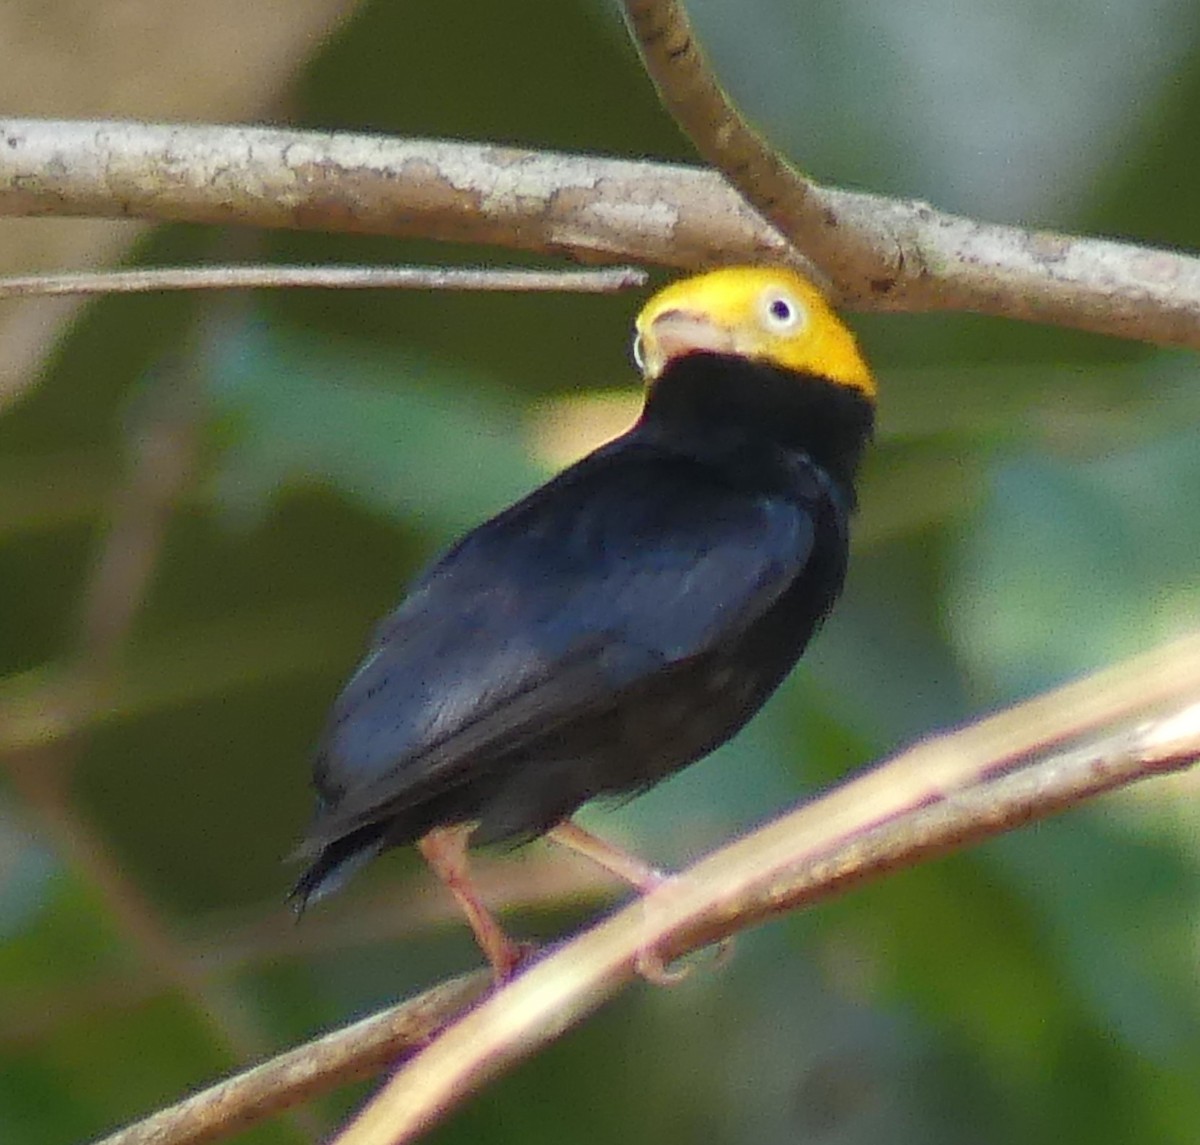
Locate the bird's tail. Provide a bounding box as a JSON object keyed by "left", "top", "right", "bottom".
{"left": 288, "top": 822, "right": 389, "bottom": 913}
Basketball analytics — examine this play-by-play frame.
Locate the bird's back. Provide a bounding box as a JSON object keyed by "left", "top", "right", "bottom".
{"left": 293, "top": 426, "right": 849, "bottom": 904}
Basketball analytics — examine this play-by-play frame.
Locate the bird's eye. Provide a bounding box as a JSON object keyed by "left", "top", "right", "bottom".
{"left": 631, "top": 331, "right": 646, "bottom": 370}
{"left": 762, "top": 292, "right": 804, "bottom": 332}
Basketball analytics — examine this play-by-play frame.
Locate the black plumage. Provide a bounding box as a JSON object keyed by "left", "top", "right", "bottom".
{"left": 293, "top": 354, "right": 873, "bottom": 907}
{"left": 291, "top": 266, "right": 878, "bottom": 977}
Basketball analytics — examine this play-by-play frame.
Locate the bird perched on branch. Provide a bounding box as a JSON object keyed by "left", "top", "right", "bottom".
{"left": 292, "top": 266, "right": 876, "bottom": 980}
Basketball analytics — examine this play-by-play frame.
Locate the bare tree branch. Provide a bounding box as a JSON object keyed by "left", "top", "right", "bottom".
{"left": 88, "top": 631, "right": 1200, "bottom": 1145}
{"left": 2, "top": 119, "right": 1200, "bottom": 348}
{"left": 333, "top": 630, "right": 1200, "bottom": 1145}
{"left": 0, "top": 119, "right": 786, "bottom": 270}
{"left": 616, "top": 0, "right": 1200, "bottom": 341}
{"left": 2, "top": 119, "right": 1199, "bottom": 348}
{"left": 0, "top": 264, "right": 646, "bottom": 300}
{"left": 90, "top": 972, "right": 490, "bottom": 1145}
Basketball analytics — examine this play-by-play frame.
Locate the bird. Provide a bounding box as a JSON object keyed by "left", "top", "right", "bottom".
{"left": 291, "top": 265, "right": 877, "bottom": 980}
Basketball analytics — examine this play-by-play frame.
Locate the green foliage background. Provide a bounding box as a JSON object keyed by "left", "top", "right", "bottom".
{"left": 3, "top": 2, "right": 1200, "bottom": 1143}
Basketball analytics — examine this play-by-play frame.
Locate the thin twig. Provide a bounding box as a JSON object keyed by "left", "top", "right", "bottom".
{"left": 617, "top": 0, "right": 855, "bottom": 287}
{"left": 89, "top": 972, "right": 490, "bottom": 1145}
{"left": 3, "top": 119, "right": 1199, "bottom": 347}
{"left": 0, "top": 264, "right": 647, "bottom": 300}
{"left": 333, "top": 631, "right": 1200, "bottom": 1145}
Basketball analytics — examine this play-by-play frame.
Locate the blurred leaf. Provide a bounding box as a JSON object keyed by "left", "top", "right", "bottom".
{"left": 207, "top": 319, "right": 540, "bottom": 535}
{"left": 879, "top": 353, "right": 1200, "bottom": 447}
{"left": 947, "top": 431, "right": 1200, "bottom": 700}
{"left": 0, "top": 804, "right": 59, "bottom": 942}
{"left": 686, "top": 0, "right": 1200, "bottom": 219}
{"left": 835, "top": 855, "right": 1068, "bottom": 1084}
{"left": 0, "top": 993, "right": 300, "bottom": 1145}
{"left": 809, "top": 536, "right": 975, "bottom": 750}
{"left": 989, "top": 816, "right": 1200, "bottom": 1059}
{"left": 0, "top": 867, "right": 133, "bottom": 1003}
{"left": 0, "top": 452, "right": 112, "bottom": 540}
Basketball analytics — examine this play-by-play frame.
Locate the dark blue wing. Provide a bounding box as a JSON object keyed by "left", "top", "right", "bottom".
{"left": 312, "top": 443, "right": 816, "bottom": 826}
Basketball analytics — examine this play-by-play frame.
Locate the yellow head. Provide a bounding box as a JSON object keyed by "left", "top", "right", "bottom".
{"left": 633, "top": 267, "right": 875, "bottom": 399}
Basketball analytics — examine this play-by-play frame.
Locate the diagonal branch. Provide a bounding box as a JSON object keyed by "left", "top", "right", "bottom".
{"left": 1, "top": 119, "right": 1199, "bottom": 348}
{"left": 333, "top": 630, "right": 1200, "bottom": 1145}
{"left": 90, "top": 631, "right": 1200, "bottom": 1145}
{"left": 616, "top": 0, "right": 1200, "bottom": 335}
{"left": 617, "top": 0, "right": 862, "bottom": 286}
{"left": 90, "top": 973, "right": 490, "bottom": 1145}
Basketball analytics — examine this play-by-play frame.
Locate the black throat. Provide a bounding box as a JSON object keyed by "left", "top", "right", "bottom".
{"left": 637, "top": 353, "right": 876, "bottom": 496}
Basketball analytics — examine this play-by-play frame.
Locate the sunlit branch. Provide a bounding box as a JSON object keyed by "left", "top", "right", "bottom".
{"left": 2, "top": 119, "right": 1199, "bottom": 348}
{"left": 89, "top": 631, "right": 1200, "bottom": 1145}
{"left": 333, "top": 632, "right": 1200, "bottom": 1145}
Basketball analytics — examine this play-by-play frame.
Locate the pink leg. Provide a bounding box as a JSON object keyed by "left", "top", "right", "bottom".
{"left": 546, "top": 819, "right": 668, "bottom": 892}
{"left": 547, "top": 819, "right": 692, "bottom": 984}
{"left": 418, "top": 825, "right": 523, "bottom": 983}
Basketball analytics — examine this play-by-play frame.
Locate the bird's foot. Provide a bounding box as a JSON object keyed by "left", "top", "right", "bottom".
{"left": 489, "top": 937, "right": 541, "bottom": 985}
{"left": 632, "top": 874, "right": 738, "bottom": 986}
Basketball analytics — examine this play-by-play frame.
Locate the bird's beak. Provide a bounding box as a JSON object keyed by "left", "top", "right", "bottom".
{"left": 638, "top": 309, "right": 736, "bottom": 381}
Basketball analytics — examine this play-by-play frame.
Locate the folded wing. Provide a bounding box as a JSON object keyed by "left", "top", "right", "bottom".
{"left": 304, "top": 444, "right": 817, "bottom": 846}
